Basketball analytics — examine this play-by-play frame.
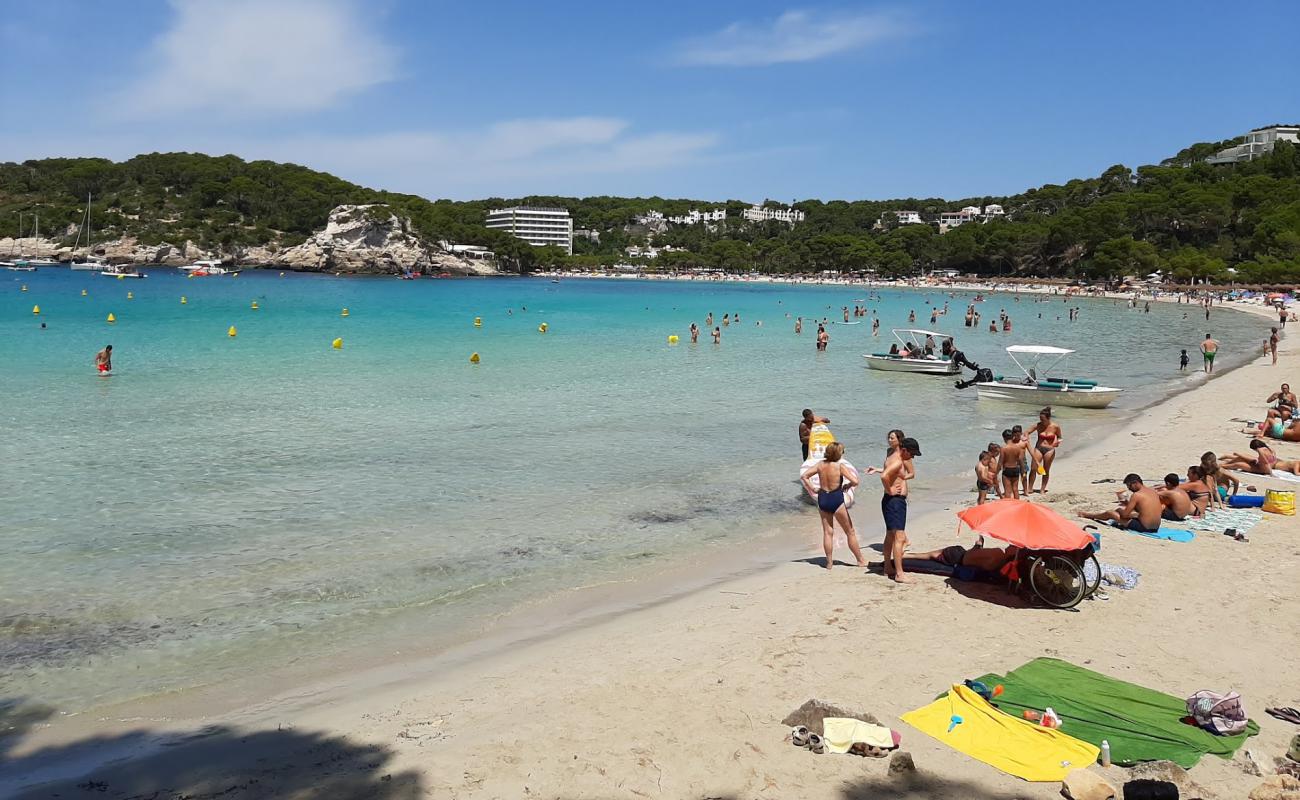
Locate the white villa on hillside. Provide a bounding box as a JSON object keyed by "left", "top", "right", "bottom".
{"left": 634, "top": 209, "right": 726, "bottom": 226}
{"left": 742, "top": 204, "right": 805, "bottom": 224}
{"left": 1206, "top": 125, "right": 1300, "bottom": 164}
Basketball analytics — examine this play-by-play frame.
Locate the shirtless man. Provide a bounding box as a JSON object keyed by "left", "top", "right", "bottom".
{"left": 798, "top": 409, "right": 829, "bottom": 460}
{"left": 1082, "top": 474, "right": 1163, "bottom": 533}
{"left": 94, "top": 344, "right": 113, "bottom": 375}
{"left": 1154, "top": 473, "right": 1194, "bottom": 522}
{"left": 1200, "top": 333, "right": 1218, "bottom": 374}
{"left": 878, "top": 437, "right": 921, "bottom": 583}
{"left": 999, "top": 428, "right": 1028, "bottom": 500}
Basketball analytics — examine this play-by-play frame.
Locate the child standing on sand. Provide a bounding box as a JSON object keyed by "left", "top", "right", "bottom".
{"left": 975, "top": 450, "right": 995, "bottom": 504}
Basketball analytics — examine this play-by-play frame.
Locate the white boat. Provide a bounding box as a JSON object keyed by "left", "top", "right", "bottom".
{"left": 975, "top": 345, "right": 1123, "bottom": 409}
{"left": 10, "top": 213, "right": 60, "bottom": 267}
{"left": 5, "top": 263, "right": 35, "bottom": 271}
{"left": 99, "top": 264, "right": 147, "bottom": 279}
{"left": 69, "top": 194, "right": 107, "bottom": 270}
{"left": 179, "top": 260, "right": 230, "bottom": 275}
{"left": 863, "top": 328, "right": 960, "bottom": 375}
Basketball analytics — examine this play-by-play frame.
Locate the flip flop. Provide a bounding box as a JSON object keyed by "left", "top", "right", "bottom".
{"left": 791, "top": 726, "right": 811, "bottom": 747}
{"left": 807, "top": 733, "right": 825, "bottom": 754}
{"left": 1266, "top": 707, "right": 1300, "bottom": 725}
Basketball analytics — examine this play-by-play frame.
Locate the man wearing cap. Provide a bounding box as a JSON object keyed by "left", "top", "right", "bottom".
{"left": 879, "top": 436, "right": 921, "bottom": 583}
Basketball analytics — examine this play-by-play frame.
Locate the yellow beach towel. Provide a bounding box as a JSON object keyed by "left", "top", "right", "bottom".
{"left": 822, "top": 717, "right": 894, "bottom": 754}
{"left": 900, "top": 684, "right": 1100, "bottom": 782}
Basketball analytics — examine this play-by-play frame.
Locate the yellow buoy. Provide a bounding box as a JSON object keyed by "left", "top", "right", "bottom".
{"left": 341, "top": 308, "right": 349, "bottom": 317}
{"left": 81, "top": 289, "right": 88, "bottom": 296}
{"left": 106, "top": 313, "right": 116, "bottom": 324}
{"left": 538, "top": 322, "right": 549, "bottom": 333}
{"left": 187, "top": 272, "right": 195, "bottom": 279}
{"left": 32, "top": 304, "right": 40, "bottom": 315}
{"left": 469, "top": 352, "right": 480, "bottom": 364}
{"left": 667, "top": 335, "right": 679, "bottom": 344}
{"left": 473, "top": 316, "right": 482, "bottom": 328}
{"left": 250, "top": 301, "right": 259, "bottom": 310}
{"left": 228, "top": 325, "right": 237, "bottom": 337}
{"left": 127, "top": 291, "right": 134, "bottom": 300}
{"left": 332, "top": 337, "right": 343, "bottom": 349}
{"left": 181, "top": 296, "right": 187, "bottom": 304}
{"left": 116, "top": 273, "right": 125, "bottom": 280}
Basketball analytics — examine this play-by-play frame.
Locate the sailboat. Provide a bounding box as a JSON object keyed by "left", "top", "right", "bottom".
{"left": 70, "top": 195, "right": 107, "bottom": 271}
{"left": 8, "top": 212, "right": 55, "bottom": 268}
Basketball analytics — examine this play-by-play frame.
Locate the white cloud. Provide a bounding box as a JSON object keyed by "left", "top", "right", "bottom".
{"left": 673, "top": 9, "right": 909, "bottom": 67}
{"left": 117, "top": 0, "right": 396, "bottom": 116}
{"left": 0, "top": 117, "right": 720, "bottom": 199}
{"left": 259, "top": 117, "right": 720, "bottom": 196}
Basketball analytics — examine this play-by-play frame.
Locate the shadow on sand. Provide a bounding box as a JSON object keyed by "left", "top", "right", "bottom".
{"left": 1, "top": 698, "right": 421, "bottom": 799}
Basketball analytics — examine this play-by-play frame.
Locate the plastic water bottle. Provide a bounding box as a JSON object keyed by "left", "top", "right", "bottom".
{"left": 1100, "top": 739, "right": 1112, "bottom": 767}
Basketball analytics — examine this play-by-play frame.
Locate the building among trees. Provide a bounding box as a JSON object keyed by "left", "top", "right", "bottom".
{"left": 485, "top": 206, "right": 573, "bottom": 254}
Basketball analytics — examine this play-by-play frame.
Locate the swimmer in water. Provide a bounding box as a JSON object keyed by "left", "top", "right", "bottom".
{"left": 95, "top": 344, "right": 113, "bottom": 375}
{"left": 712, "top": 326, "right": 721, "bottom": 344}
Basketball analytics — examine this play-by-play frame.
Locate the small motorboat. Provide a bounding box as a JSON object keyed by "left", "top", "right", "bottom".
{"left": 975, "top": 345, "right": 1122, "bottom": 409}
{"left": 180, "top": 260, "right": 230, "bottom": 276}
{"left": 99, "top": 264, "right": 147, "bottom": 279}
{"left": 863, "top": 328, "right": 960, "bottom": 375}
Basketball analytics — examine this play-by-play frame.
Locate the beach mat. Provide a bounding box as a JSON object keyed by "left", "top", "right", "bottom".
{"left": 1112, "top": 523, "right": 1195, "bottom": 543}
{"left": 901, "top": 684, "right": 1099, "bottom": 781}
{"left": 970, "top": 658, "right": 1259, "bottom": 768}
{"left": 1161, "top": 508, "right": 1264, "bottom": 534}
{"left": 1232, "top": 469, "right": 1300, "bottom": 484}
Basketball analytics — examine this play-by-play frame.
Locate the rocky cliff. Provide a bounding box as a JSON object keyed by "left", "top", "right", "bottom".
{"left": 0, "top": 204, "right": 498, "bottom": 276}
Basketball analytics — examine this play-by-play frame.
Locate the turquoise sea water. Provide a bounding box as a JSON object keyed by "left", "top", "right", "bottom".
{"left": 0, "top": 269, "right": 1268, "bottom": 713}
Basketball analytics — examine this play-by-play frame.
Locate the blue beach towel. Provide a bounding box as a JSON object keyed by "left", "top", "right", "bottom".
{"left": 1107, "top": 520, "right": 1195, "bottom": 542}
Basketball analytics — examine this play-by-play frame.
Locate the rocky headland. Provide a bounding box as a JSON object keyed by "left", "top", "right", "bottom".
{"left": 0, "top": 204, "right": 498, "bottom": 276}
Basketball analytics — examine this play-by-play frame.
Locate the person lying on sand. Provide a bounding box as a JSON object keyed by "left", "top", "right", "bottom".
{"left": 1081, "top": 474, "right": 1163, "bottom": 533}
{"left": 907, "top": 541, "right": 1018, "bottom": 574}
{"left": 1220, "top": 439, "right": 1278, "bottom": 475}
{"left": 1154, "top": 473, "right": 1195, "bottom": 521}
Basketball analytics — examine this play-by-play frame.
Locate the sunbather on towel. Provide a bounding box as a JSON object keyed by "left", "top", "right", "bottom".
{"left": 908, "top": 542, "right": 1019, "bottom": 573}
{"left": 1220, "top": 439, "right": 1278, "bottom": 475}
{"left": 1155, "top": 473, "right": 1195, "bottom": 521}
{"left": 1082, "top": 473, "right": 1163, "bottom": 533}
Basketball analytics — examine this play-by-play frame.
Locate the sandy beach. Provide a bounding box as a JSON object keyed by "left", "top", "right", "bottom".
{"left": 5, "top": 299, "right": 1297, "bottom": 800}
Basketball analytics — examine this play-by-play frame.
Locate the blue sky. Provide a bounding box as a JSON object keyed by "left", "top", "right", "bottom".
{"left": 1, "top": 1, "right": 1296, "bottom": 202}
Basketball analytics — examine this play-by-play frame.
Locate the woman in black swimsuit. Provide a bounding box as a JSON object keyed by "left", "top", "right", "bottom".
{"left": 799, "top": 442, "right": 865, "bottom": 571}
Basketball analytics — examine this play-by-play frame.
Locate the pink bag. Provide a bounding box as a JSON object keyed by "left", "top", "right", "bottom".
{"left": 1186, "top": 690, "right": 1248, "bottom": 735}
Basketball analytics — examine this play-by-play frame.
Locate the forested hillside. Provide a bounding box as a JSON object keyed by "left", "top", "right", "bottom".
{"left": 3, "top": 136, "right": 1298, "bottom": 282}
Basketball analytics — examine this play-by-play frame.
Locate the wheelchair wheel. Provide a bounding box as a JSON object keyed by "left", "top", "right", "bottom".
{"left": 1028, "top": 553, "right": 1086, "bottom": 609}
{"left": 1081, "top": 553, "right": 1102, "bottom": 598}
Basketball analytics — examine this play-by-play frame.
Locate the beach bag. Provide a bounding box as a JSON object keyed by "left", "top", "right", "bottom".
{"left": 1262, "top": 489, "right": 1296, "bottom": 516}
{"left": 1186, "top": 690, "right": 1248, "bottom": 735}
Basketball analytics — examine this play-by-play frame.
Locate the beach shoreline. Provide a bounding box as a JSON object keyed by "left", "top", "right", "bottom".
{"left": 4, "top": 296, "right": 1292, "bottom": 797}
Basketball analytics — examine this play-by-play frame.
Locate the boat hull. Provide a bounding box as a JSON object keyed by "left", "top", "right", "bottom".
{"left": 70, "top": 262, "right": 107, "bottom": 271}
{"left": 975, "top": 381, "right": 1122, "bottom": 409}
{"left": 864, "top": 355, "right": 959, "bottom": 375}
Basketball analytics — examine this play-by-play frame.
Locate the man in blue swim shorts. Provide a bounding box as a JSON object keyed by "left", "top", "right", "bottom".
{"left": 878, "top": 436, "right": 921, "bottom": 583}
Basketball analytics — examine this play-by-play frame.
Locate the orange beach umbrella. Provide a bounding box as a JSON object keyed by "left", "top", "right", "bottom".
{"left": 956, "top": 499, "right": 1093, "bottom": 551}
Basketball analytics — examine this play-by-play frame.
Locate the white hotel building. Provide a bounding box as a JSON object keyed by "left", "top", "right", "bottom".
{"left": 485, "top": 206, "right": 574, "bottom": 254}
{"left": 742, "top": 204, "right": 805, "bottom": 224}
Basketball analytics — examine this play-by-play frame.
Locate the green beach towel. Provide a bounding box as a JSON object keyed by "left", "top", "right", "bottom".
{"left": 971, "top": 658, "right": 1258, "bottom": 768}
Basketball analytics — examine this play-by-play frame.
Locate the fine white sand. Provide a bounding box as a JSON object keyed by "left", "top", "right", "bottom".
{"left": 6, "top": 301, "right": 1296, "bottom": 800}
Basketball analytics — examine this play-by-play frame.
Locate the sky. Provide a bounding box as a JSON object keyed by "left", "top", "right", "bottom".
{"left": 1, "top": 0, "right": 1296, "bottom": 203}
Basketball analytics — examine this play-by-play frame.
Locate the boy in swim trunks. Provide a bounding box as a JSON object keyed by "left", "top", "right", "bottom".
{"left": 999, "top": 429, "right": 1027, "bottom": 500}
{"left": 878, "top": 437, "right": 921, "bottom": 583}
{"left": 974, "top": 450, "right": 995, "bottom": 504}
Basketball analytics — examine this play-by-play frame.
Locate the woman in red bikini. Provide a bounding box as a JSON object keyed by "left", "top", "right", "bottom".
{"left": 1027, "top": 406, "right": 1062, "bottom": 493}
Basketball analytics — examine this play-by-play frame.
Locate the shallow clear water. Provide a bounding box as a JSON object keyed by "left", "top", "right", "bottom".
{"left": 0, "top": 270, "right": 1265, "bottom": 712}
